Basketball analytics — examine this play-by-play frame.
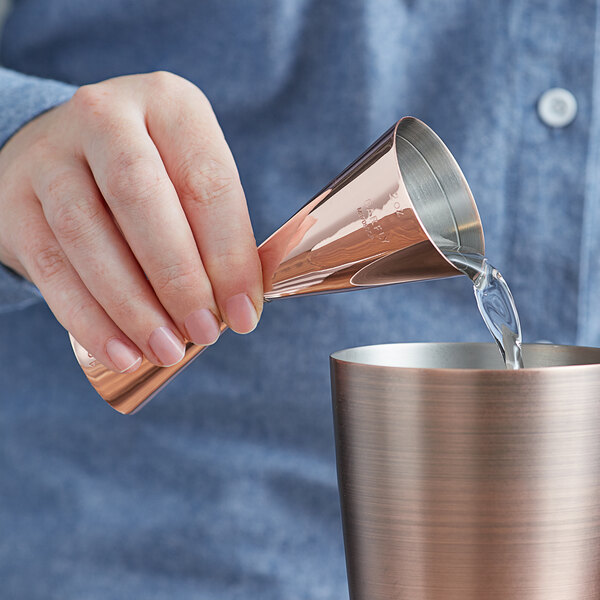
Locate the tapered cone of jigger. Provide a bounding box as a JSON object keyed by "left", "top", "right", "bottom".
{"left": 69, "top": 116, "right": 484, "bottom": 414}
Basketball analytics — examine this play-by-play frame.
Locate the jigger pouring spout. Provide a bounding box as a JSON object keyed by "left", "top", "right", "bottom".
{"left": 69, "top": 116, "right": 484, "bottom": 414}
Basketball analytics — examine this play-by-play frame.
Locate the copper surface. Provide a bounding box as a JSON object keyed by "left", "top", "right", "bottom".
{"left": 69, "top": 117, "right": 484, "bottom": 414}
{"left": 330, "top": 343, "right": 600, "bottom": 600}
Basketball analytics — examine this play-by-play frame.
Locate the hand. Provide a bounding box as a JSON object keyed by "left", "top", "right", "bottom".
{"left": 0, "top": 71, "right": 263, "bottom": 373}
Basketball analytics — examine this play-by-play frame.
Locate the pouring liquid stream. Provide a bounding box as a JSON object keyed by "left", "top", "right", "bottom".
{"left": 445, "top": 250, "right": 524, "bottom": 370}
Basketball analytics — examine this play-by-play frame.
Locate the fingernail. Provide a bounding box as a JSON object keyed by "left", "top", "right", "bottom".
{"left": 106, "top": 338, "right": 142, "bottom": 373}
{"left": 149, "top": 326, "right": 186, "bottom": 366}
{"left": 185, "top": 309, "right": 221, "bottom": 346}
{"left": 224, "top": 293, "right": 258, "bottom": 334}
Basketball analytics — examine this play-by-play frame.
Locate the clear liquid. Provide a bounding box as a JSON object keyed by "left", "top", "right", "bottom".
{"left": 446, "top": 250, "right": 524, "bottom": 370}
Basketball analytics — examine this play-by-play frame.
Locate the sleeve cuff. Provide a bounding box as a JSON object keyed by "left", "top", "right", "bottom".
{"left": 0, "top": 67, "right": 77, "bottom": 149}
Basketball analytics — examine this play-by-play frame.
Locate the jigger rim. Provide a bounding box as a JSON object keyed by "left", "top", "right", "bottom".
{"left": 393, "top": 117, "right": 485, "bottom": 265}
{"left": 331, "top": 342, "right": 600, "bottom": 373}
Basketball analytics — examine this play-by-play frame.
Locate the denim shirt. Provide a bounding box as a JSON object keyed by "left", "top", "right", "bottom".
{"left": 1, "top": 1, "right": 599, "bottom": 598}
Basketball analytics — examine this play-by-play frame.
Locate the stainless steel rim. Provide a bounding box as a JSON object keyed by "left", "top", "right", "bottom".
{"left": 331, "top": 342, "right": 600, "bottom": 371}
{"left": 395, "top": 117, "right": 485, "bottom": 256}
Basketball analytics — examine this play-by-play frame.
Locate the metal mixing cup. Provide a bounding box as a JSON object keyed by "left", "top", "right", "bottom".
{"left": 330, "top": 342, "right": 600, "bottom": 600}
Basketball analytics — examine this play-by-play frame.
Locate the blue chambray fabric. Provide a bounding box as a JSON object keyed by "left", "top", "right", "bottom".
{"left": 0, "top": 1, "right": 599, "bottom": 598}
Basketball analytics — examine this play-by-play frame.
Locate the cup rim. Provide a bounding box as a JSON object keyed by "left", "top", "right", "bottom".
{"left": 330, "top": 342, "right": 600, "bottom": 373}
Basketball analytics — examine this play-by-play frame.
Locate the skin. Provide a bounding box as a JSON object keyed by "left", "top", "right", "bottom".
{"left": 0, "top": 71, "right": 264, "bottom": 373}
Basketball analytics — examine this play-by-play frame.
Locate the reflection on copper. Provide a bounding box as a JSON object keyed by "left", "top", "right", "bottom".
{"left": 69, "top": 117, "right": 483, "bottom": 414}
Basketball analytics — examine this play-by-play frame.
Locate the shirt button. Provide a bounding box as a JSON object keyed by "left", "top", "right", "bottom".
{"left": 537, "top": 87, "right": 578, "bottom": 128}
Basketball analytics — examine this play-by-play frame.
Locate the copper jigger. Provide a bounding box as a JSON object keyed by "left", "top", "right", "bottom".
{"left": 330, "top": 342, "right": 600, "bottom": 600}
{"left": 70, "top": 116, "right": 484, "bottom": 414}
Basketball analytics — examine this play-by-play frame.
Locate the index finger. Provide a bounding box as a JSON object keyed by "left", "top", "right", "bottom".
{"left": 145, "top": 74, "right": 263, "bottom": 334}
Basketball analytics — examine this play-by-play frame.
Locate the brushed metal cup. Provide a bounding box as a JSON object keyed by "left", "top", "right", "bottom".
{"left": 70, "top": 117, "right": 485, "bottom": 414}
{"left": 330, "top": 342, "right": 600, "bottom": 600}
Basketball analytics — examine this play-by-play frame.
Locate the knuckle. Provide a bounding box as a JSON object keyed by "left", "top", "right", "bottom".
{"left": 49, "top": 194, "right": 103, "bottom": 247}
{"left": 28, "top": 135, "right": 55, "bottom": 163}
{"left": 29, "top": 243, "right": 67, "bottom": 283}
{"left": 149, "top": 70, "right": 197, "bottom": 95}
{"left": 147, "top": 71, "right": 209, "bottom": 115}
{"left": 152, "top": 260, "right": 201, "bottom": 298}
{"left": 221, "top": 247, "right": 253, "bottom": 274}
{"left": 107, "top": 288, "right": 147, "bottom": 324}
{"left": 71, "top": 84, "right": 108, "bottom": 117}
{"left": 208, "top": 242, "right": 254, "bottom": 277}
{"left": 148, "top": 70, "right": 177, "bottom": 89}
{"left": 105, "top": 152, "right": 168, "bottom": 206}
{"left": 45, "top": 170, "right": 74, "bottom": 198}
{"left": 70, "top": 83, "right": 129, "bottom": 132}
{"left": 178, "top": 157, "right": 238, "bottom": 209}
{"left": 63, "top": 295, "right": 97, "bottom": 333}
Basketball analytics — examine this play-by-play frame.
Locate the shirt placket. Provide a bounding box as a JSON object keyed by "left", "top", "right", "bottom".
{"left": 505, "top": 0, "right": 596, "bottom": 345}
{"left": 579, "top": 0, "right": 600, "bottom": 346}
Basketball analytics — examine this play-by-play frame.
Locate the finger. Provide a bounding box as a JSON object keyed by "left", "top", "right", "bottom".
{"left": 30, "top": 156, "right": 190, "bottom": 367}
{"left": 12, "top": 189, "right": 143, "bottom": 374}
{"left": 75, "top": 99, "right": 222, "bottom": 348}
{"left": 145, "top": 75, "right": 263, "bottom": 334}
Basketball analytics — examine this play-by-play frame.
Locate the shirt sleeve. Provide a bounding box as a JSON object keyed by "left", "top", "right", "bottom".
{"left": 0, "top": 67, "right": 77, "bottom": 313}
